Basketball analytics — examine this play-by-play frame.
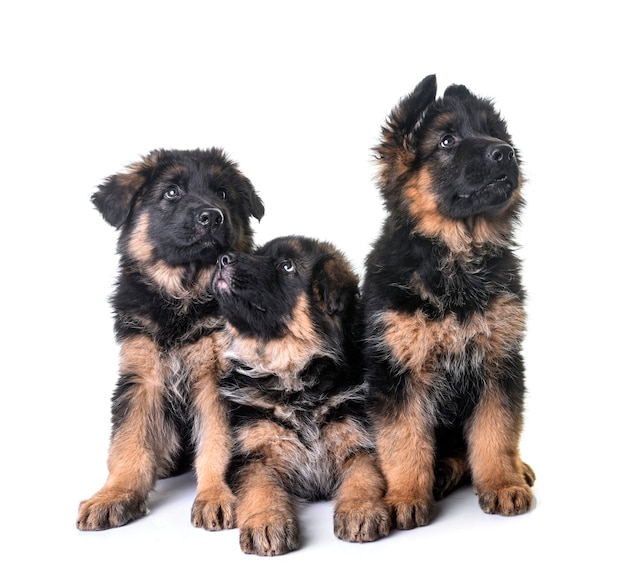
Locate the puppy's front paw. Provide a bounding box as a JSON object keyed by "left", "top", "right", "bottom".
{"left": 76, "top": 490, "right": 147, "bottom": 531}
{"left": 191, "top": 488, "right": 236, "bottom": 530}
{"left": 387, "top": 496, "right": 435, "bottom": 530}
{"left": 239, "top": 511, "right": 299, "bottom": 556}
{"left": 334, "top": 500, "right": 391, "bottom": 542}
{"left": 478, "top": 484, "right": 533, "bottom": 516}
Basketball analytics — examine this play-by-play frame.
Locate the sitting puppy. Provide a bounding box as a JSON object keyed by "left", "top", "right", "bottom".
{"left": 211, "top": 236, "right": 391, "bottom": 556}
{"left": 362, "top": 75, "right": 535, "bottom": 529}
{"left": 77, "top": 148, "right": 264, "bottom": 531}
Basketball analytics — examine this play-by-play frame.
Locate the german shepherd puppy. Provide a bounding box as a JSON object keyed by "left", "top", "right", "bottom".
{"left": 211, "top": 236, "right": 391, "bottom": 555}
{"left": 77, "top": 148, "right": 264, "bottom": 531}
{"left": 361, "top": 75, "right": 535, "bottom": 530}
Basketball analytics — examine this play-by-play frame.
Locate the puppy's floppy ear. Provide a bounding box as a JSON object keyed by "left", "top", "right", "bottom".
{"left": 242, "top": 175, "right": 265, "bottom": 221}
{"left": 311, "top": 254, "right": 359, "bottom": 316}
{"left": 91, "top": 151, "right": 161, "bottom": 228}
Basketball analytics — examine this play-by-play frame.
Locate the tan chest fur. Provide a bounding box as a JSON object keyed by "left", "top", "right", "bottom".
{"left": 378, "top": 293, "right": 526, "bottom": 376}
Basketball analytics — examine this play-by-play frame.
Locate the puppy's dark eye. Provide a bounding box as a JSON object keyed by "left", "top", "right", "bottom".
{"left": 164, "top": 186, "right": 181, "bottom": 200}
{"left": 279, "top": 259, "right": 295, "bottom": 273}
{"left": 439, "top": 135, "right": 456, "bottom": 148}
{"left": 217, "top": 189, "right": 227, "bottom": 200}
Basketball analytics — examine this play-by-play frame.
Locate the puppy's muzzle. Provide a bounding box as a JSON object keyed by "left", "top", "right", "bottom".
{"left": 212, "top": 253, "right": 237, "bottom": 294}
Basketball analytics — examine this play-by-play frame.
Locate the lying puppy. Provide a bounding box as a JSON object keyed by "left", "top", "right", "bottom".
{"left": 211, "top": 236, "right": 390, "bottom": 555}
{"left": 362, "top": 75, "right": 535, "bottom": 529}
{"left": 77, "top": 148, "right": 264, "bottom": 531}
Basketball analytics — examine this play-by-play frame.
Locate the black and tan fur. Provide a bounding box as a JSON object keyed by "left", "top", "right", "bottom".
{"left": 211, "top": 236, "right": 390, "bottom": 555}
{"left": 362, "top": 75, "right": 535, "bottom": 530}
{"left": 76, "top": 148, "right": 264, "bottom": 531}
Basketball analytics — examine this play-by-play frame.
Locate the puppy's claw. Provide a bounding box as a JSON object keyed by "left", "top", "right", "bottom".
{"left": 191, "top": 491, "right": 236, "bottom": 530}
{"left": 239, "top": 515, "right": 299, "bottom": 556}
{"left": 388, "top": 497, "right": 435, "bottom": 530}
{"left": 334, "top": 502, "right": 391, "bottom": 542}
{"left": 478, "top": 485, "right": 533, "bottom": 516}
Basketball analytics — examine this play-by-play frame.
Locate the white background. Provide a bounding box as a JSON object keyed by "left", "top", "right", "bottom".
{"left": 2, "top": 1, "right": 624, "bottom": 583}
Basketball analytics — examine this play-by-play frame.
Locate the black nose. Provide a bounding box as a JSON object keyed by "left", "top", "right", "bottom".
{"left": 487, "top": 143, "right": 515, "bottom": 163}
{"left": 197, "top": 208, "right": 224, "bottom": 226}
{"left": 218, "top": 253, "right": 236, "bottom": 268}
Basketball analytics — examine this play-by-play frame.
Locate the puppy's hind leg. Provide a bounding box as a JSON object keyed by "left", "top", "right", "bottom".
{"left": 433, "top": 455, "right": 471, "bottom": 501}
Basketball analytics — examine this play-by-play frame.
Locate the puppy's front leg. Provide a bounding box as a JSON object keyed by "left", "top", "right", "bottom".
{"left": 235, "top": 461, "right": 299, "bottom": 556}
{"left": 467, "top": 383, "right": 534, "bottom": 516}
{"left": 77, "top": 336, "right": 174, "bottom": 530}
{"left": 188, "top": 337, "right": 236, "bottom": 530}
{"left": 376, "top": 402, "right": 436, "bottom": 530}
{"left": 334, "top": 451, "right": 391, "bottom": 542}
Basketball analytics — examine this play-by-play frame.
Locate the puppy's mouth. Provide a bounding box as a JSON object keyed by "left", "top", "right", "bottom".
{"left": 485, "top": 174, "right": 510, "bottom": 189}
{"left": 459, "top": 175, "right": 510, "bottom": 199}
{"left": 211, "top": 267, "right": 233, "bottom": 294}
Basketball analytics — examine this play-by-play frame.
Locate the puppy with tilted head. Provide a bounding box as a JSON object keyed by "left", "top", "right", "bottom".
{"left": 361, "top": 75, "right": 535, "bottom": 530}
{"left": 211, "top": 235, "right": 391, "bottom": 556}
{"left": 77, "top": 148, "right": 264, "bottom": 531}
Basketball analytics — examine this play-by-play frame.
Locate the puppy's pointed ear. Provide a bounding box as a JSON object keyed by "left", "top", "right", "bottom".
{"left": 375, "top": 75, "right": 437, "bottom": 194}
{"left": 379, "top": 74, "right": 437, "bottom": 151}
{"left": 394, "top": 74, "right": 438, "bottom": 135}
{"left": 311, "top": 253, "right": 359, "bottom": 316}
{"left": 91, "top": 151, "right": 161, "bottom": 228}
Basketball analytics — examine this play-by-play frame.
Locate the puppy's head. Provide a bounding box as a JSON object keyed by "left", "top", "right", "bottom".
{"left": 375, "top": 75, "right": 523, "bottom": 245}
{"left": 92, "top": 148, "right": 264, "bottom": 269}
{"left": 212, "top": 236, "right": 359, "bottom": 344}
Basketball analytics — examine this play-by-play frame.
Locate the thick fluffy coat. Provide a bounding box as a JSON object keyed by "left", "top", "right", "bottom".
{"left": 212, "top": 236, "right": 390, "bottom": 555}
{"left": 362, "top": 75, "right": 535, "bottom": 530}
{"left": 77, "top": 148, "right": 264, "bottom": 531}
